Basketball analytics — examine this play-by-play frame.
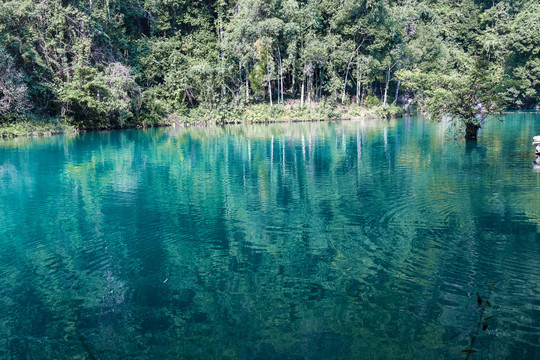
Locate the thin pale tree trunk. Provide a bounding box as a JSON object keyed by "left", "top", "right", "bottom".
{"left": 356, "top": 51, "right": 360, "bottom": 105}
{"left": 267, "top": 49, "right": 272, "bottom": 106}
{"left": 342, "top": 60, "right": 352, "bottom": 104}
{"left": 220, "top": 13, "right": 225, "bottom": 99}
{"left": 280, "top": 65, "right": 284, "bottom": 104}
{"left": 356, "top": 77, "right": 360, "bottom": 105}
{"left": 394, "top": 79, "right": 401, "bottom": 105}
{"left": 292, "top": 61, "right": 296, "bottom": 97}
{"left": 277, "top": 65, "right": 280, "bottom": 105}
{"left": 245, "top": 66, "right": 249, "bottom": 101}
{"left": 383, "top": 66, "right": 390, "bottom": 106}
{"left": 308, "top": 75, "right": 312, "bottom": 104}
{"left": 277, "top": 47, "right": 284, "bottom": 105}
{"left": 301, "top": 81, "right": 305, "bottom": 107}
{"left": 342, "top": 43, "right": 365, "bottom": 104}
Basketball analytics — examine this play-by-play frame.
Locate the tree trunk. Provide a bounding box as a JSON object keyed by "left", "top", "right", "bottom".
{"left": 245, "top": 68, "right": 249, "bottom": 101}
{"left": 356, "top": 78, "right": 360, "bottom": 105}
{"left": 343, "top": 44, "right": 364, "bottom": 104}
{"left": 219, "top": 8, "right": 225, "bottom": 100}
{"left": 308, "top": 75, "right": 312, "bottom": 104}
{"left": 292, "top": 60, "right": 296, "bottom": 97}
{"left": 343, "top": 59, "right": 352, "bottom": 104}
{"left": 280, "top": 65, "right": 284, "bottom": 105}
{"left": 356, "top": 51, "right": 360, "bottom": 105}
{"left": 277, "top": 61, "right": 280, "bottom": 105}
{"left": 267, "top": 49, "right": 272, "bottom": 106}
{"left": 277, "top": 47, "right": 283, "bottom": 105}
{"left": 237, "top": 63, "right": 242, "bottom": 104}
{"left": 465, "top": 122, "right": 481, "bottom": 139}
{"left": 394, "top": 79, "right": 401, "bottom": 105}
{"left": 317, "top": 66, "right": 324, "bottom": 101}
{"left": 383, "top": 66, "right": 390, "bottom": 106}
{"left": 301, "top": 81, "right": 305, "bottom": 107}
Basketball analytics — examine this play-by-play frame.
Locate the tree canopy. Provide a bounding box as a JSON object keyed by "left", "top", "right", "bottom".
{"left": 0, "top": 0, "right": 538, "bottom": 129}
{"left": 400, "top": 58, "right": 507, "bottom": 138}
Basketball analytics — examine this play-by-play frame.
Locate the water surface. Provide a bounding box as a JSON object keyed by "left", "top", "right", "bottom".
{"left": 0, "top": 113, "right": 539, "bottom": 359}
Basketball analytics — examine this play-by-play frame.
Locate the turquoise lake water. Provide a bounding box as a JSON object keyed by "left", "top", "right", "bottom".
{"left": 0, "top": 113, "right": 539, "bottom": 359}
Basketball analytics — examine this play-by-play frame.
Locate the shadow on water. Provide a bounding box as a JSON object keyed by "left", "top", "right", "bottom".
{"left": 464, "top": 139, "right": 486, "bottom": 155}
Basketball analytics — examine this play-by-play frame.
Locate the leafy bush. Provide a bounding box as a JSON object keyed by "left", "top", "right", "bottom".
{"left": 0, "top": 120, "right": 76, "bottom": 137}
{"left": 0, "top": 48, "right": 30, "bottom": 122}
{"left": 58, "top": 64, "right": 141, "bottom": 129}
{"left": 374, "top": 104, "right": 403, "bottom": 118}
{"left": 365, "top": 95, "right": 381, "bottom": 108}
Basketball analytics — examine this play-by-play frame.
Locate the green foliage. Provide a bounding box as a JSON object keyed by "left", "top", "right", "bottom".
{"left": 249, "top": 61, "right": 266, "bottom": 98}
{"left": 505, "top": 2, "right": 540, "bottom": 107}
{"left": 375, "top": 104, "right": 403, "bottom": 119}
{"left": 0, "top": 119, "right": 75, "bottom": 137}
{"left": 0, "top": 0, "right": 538, "bottom": 131}
{"left": 365, "top": 95, "right": 381, "bottom": 108}
{"left": 400, "top": 58, "right": 507, "bottom": 138}
{"left": 58, "top": 66, "right": 110, "bottom": 128}
{"left": 0, "top": 47, "right": 30, "bottom": 121}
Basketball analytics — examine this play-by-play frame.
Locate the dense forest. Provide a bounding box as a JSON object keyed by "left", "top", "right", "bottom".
{"left": 0, "top": 0, "right": 539, "bottom": 129}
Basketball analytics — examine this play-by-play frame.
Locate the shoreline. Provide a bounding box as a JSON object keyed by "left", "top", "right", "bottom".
{"left": 0, "top": 104, "right": 403, "bottom": 138}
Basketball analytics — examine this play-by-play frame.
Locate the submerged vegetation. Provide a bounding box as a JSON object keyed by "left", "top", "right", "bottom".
{"left": 453, "top": 284, "right": 497, "bottom": 358}
{"left": 0, "top": 0, "right": 539, "bottom": 134}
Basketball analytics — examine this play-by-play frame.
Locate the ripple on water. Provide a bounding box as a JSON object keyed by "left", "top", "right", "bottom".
{"left": 1, "top": 117, "right": 540, "bottom": 359}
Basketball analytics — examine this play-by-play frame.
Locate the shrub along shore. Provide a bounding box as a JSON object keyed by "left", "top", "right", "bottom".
{"left": 0, "top": 103, "right": 403, "bottom": 138}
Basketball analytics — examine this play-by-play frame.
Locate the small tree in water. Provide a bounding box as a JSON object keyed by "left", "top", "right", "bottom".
{"left": 400, "top": 59, "right": 507, "bottom": 139}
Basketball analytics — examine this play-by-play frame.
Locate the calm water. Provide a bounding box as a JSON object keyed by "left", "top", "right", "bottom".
{"left": 0, "top": 113, "right": 539, "bottom": 359}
